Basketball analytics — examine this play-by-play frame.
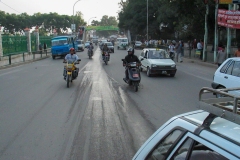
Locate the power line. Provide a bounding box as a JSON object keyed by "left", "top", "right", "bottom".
{"left": 0, "top": 1, "right": 21, "bottom": 14}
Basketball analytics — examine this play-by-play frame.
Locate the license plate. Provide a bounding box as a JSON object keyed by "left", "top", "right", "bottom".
{"left": 67, "top": 72, "right": 71, "bottom": 75}
{"left": 162, "top": 71, "right": 167, "bottom": 74}
{"left": 133, "top": 74, "right": 139, "bottom": 78}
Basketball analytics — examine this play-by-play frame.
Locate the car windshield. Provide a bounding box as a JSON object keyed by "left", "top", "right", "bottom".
{"left": 106, "top": 43, "right": 113, "bottom": 46}
{"left": 120, "top": 39, "right": 127, "bottom": 42}
{"left": 52, "top": 38, "right": 68, "bottom": 46}
{"left": 148, "top": 50, "right": 170, "bottom": 59}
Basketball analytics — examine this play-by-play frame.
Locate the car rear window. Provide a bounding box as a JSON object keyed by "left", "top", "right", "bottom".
{"left": 220, "top": 60, "right": 232, "bottom": 73}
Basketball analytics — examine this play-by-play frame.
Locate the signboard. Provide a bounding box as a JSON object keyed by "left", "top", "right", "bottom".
{"left": 218, "top": 9, "right": 240, "bottom": 29}
{"left": 233, "top": 0, "right": 240, "bottom": 3}
{"left": 86, "top": 26, "right": 119, "bottom": 31}
{"left": 219, "top": 0, "right": 232, "bottom": 4}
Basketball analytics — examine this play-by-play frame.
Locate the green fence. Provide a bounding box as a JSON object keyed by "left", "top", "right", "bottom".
{"left": 39, "top": 36, "right": 52, "bottom": 48}
{"left": 2, "top": 35, "right": 28, "bottom": 56}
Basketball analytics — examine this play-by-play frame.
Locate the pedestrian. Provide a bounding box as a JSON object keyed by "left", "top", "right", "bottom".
{"left": 169, "top": 42, "right": 175, "bottom": 61}
{"left": 192, "top": 39, "right": 197, "bottom": 51}
{"left": 43, "top": 42, "right": 47, "bottom": 53}
{"left": 216, "top": 46, "right": 227, "bottom": 67}
{"left": 197, "top": 39, "right": 203, "bottom": 60}
{"left": 234, "top": 45, "right": 240, "bottom": 57}
{"left": 176, "top": 41, "right": 183, "bottom": 63}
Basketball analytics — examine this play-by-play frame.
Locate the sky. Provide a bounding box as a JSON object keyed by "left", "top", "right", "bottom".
{"left": 0, "top": 0, "right": 123, "bottom": 25}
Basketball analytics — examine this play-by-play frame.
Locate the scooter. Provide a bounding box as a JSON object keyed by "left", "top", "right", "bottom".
{"left": 103, "top": 51, "right": 110, "bottom": 65}
{"left": 122, "top": 59, "right": 141, "bottom": 92}
{"left": 63, "top": 59, "right": 81, "bottom": 88}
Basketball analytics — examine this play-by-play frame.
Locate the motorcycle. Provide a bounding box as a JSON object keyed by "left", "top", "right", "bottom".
{"left": 63, "top": 59, "right": 81, "bottom": 88}
{"left": 103, "top": 51, "right": 110, "bottom": 65}
{"left": 122, "top": 59, "right": 141, "bottom": 92}
{"left": 88, "top": 49, "right": 93, "bottom": 59}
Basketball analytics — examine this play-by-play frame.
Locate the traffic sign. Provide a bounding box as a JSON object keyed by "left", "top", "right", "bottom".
{"left": 71, "top": 24, "right": 76, "bottom": 31}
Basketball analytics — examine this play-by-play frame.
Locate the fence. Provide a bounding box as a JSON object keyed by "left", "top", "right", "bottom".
{"left": 39, "top": 36, "right": 52, "bottom": 48}
{"left": 2, "top": 35, "right": 28, "bottom": 56}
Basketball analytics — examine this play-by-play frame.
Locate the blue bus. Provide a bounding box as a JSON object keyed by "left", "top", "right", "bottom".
{"left": 51, "top": 35, "right": 78, "bottom": 59}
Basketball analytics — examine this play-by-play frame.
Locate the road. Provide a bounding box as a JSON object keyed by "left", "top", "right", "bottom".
{"left": 0, "top": 45, "right": 217, "bottom": 160}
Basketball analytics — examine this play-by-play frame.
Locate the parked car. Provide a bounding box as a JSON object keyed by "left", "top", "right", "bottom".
{"left": 212, "top": 57, "right": 240, "bottom": 97}
{"left": 104, "top": 42, "right": 114, "bottom": 53}
{"left": 138, "top": 48, "right": 177, "bottom": 77}
{"left": 76, "top": 40, "right": 84, "bottom": 51}
{"left": 134, "top": 41, "right": 142, "bottom": 49}
{"left": 133, "top": 87, "right": 240, "bottom": 160}
{"left": 85, "top": 41, "right": 90, "bottom": 48}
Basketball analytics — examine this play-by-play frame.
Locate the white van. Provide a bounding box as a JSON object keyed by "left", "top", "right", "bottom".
{"left": 117, "top": 37, "right": 129, "bottom": 50}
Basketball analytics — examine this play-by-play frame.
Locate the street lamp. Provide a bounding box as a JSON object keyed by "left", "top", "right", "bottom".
{"left": 88, "top": 17, "right": 96, "bottom": 26}
{"left": 147, "top": 0, "right": 148, "bottom": 44}
{"left": 72, "top": 0, "right": 81, "bottom": 32}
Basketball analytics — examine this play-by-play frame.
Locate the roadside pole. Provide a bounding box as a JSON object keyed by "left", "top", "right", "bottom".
{"left": 203, "top": 2, "right": 209, "bottom": 62}
{"left": 24, "top": 28, "right": 31, "bottom": 53}
{"left": 0, "top": 30, "right": 3, "bottom": 60}
{"left": 214, "top": 1, "right": 219, "bottom": 62}
{"left": 227, "top": 4, "right": 233, "bottom": 58}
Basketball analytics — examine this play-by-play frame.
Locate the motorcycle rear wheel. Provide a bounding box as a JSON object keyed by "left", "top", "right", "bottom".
{"left": 67, "top": 76, "right": 70, "bottom": 88}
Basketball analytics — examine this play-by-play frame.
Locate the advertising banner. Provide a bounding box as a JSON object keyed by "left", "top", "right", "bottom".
{"left": 218, "top": 9, "right": 240, "bottom": 29}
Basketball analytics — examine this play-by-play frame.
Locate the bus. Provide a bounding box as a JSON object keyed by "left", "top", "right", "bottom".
{"left": 51, "top": 35, "right": 78, "bottom": 59}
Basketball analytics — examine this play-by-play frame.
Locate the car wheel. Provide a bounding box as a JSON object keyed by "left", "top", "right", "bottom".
{"left": 118, "top": 47, "right": 119, "bottom": 50}
{"left": 147, "top": 67, "right": 151, "bottom": 77}
{"left": 216, "top": 86, "right": 226, "bottom": 98}
{"left": 52, "top": 56, "right": 55, "bottom": 59}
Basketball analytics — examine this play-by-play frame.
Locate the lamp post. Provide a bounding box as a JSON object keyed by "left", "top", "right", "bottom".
{"left": 72, "top": 0, "right": 81, "bottom": 33}
{"left": 147, "top": 0, "right": 148, "bottom": 45}
{"left": 88, "top": 17, "right": 96, "bottom": 26}
{"left": 87, "top": 17, "right": 96, "bottom": 40}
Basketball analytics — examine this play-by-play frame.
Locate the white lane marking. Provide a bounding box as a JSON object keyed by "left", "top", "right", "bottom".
{"left": 180, "top": 69, "right": 213, "bottom": 82}
{"left": 0, "top": 69, "right": 20, "bottom": 77}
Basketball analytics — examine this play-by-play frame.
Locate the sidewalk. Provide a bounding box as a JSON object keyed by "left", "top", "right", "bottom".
{"left": 0, "top": 51, "right": 51, "bottom": 69}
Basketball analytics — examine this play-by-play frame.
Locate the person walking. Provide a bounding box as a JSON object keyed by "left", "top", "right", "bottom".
{"left": 197, "top": 39, "right": 203, "bottom": 60}
{"left": 176, "top": 41, "right": 183, "bottom": 63}
{"left": 216, "top": 46, "right": 227, "bottom": 67}
{"left": 43, "top": 42, "right": 47, "bottom": 54}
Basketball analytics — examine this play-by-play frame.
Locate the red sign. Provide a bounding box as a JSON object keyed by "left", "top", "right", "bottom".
{"left": 218, "top": 9, "right": 240, "bottom": 29}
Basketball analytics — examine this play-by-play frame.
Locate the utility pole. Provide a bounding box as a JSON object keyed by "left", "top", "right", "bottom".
{"left": 227, "top": 4, "right": 233, "bottom": 58}
{"left": 203, "top": 1, "right": 209, "bottom": 62}
{"left": 214, "top": 0, "right": 219, "bottom": 62}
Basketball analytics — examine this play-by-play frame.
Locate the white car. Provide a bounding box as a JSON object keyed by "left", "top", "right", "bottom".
{"left": 133, "top": 87, "right": 240, "bottom": 160}
{"left": 212, "top": 57, "right": 240, "bottom": 96}
{"left": 76, "top": 40, "right": 84, "bottom": 51}
{"left": 139, "top": 48, "right": 177, "bottom": 77}
{"left": 134, "top": 41, "right": 142, "bottom": 49}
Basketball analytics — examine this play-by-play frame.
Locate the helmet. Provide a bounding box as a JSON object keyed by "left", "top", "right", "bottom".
{"left": 127, "top": 47, "right": 133, "bottom": 52}
{"left": 70, "top": 48, "right": 75, "bottom": 52}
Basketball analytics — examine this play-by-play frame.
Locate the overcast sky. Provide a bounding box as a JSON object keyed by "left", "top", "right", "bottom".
{"left": 0, "top": 0, "right": 122, "bottom": 25}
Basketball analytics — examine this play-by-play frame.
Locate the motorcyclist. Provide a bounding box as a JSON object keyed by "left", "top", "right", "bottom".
{"left": 123, "top": 47, "right": 141, "bottom": 81}
{"left": 102, "top": 43, "right": 111, "bottom": 60}
{"left": 63, "top": 48, "right": 80, "bottom": 79}
{"left": 88, "top": 42, "right": 94, "bottom": 56}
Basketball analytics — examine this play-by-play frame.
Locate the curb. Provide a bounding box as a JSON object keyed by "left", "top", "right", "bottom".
{"left": 0, "top": 55, "right": 50, "bottom": 70}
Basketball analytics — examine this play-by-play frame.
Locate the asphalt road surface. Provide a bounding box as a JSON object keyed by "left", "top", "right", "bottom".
{"left": 0, "top": 45, "right": 217, "bottom": 160}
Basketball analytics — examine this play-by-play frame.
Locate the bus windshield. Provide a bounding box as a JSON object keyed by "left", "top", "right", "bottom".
{"left": 52, "top": 38, "right": 68, "bottom": 46}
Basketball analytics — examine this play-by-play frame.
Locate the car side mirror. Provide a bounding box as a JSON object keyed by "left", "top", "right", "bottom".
{"left": 144, "top": 56, "right": 147, "bottom": 59}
